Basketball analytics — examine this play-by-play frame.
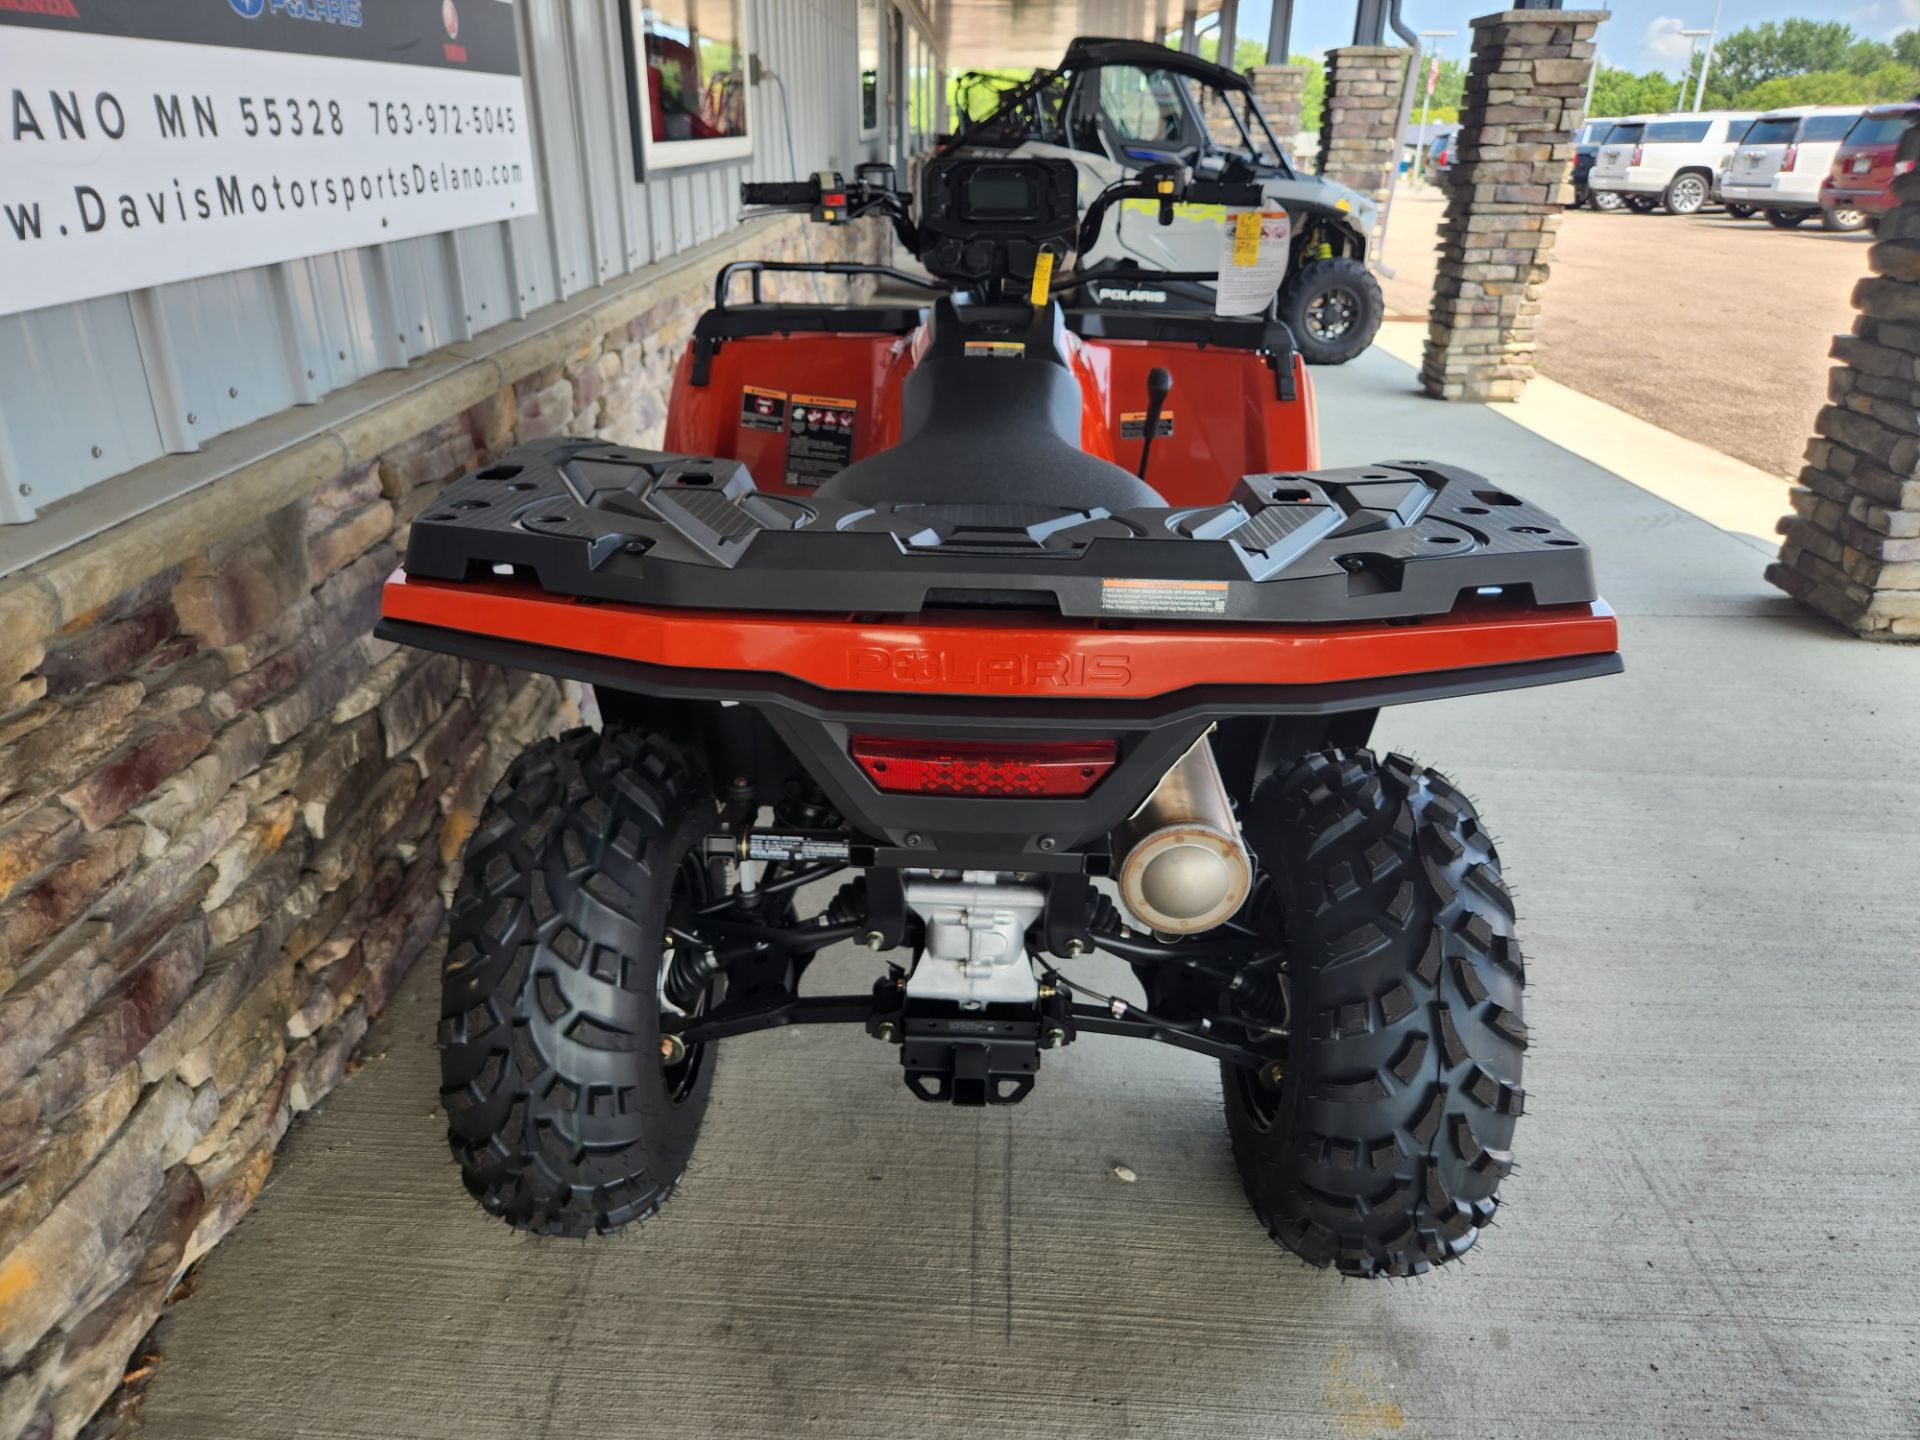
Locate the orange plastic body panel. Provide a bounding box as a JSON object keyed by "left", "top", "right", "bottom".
{"left": 664, "top": 333, "right": 909, "bottom": 495}
{"left": 384, "top": 572, "right": 1618, "bottom": 702}
{"left": 661, "top": 317, "right": 1316, "bottom": 505}
{"left": 1076, "top": 340, "right": 1317, "bottom": 502}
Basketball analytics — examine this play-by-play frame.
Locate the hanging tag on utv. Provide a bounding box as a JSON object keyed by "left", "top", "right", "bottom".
{"left": 1029, "top": 250, "right": 1056, "bottom": 307}
{"left": 1215, "top": 209, "right": 1291, "bottom": 317}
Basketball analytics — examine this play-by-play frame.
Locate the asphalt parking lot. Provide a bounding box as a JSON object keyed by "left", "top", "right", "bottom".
{"left": 1378, "top": 187, "right": 1868, "bottom": 480}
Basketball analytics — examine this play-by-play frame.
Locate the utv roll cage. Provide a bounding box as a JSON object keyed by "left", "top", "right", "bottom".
{"left": 946, "top": 35, "right": 1296, "bottom": 175}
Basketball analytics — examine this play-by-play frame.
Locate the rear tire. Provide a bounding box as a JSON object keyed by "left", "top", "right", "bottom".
{"left": 1822, "top": 204, "right": 1868, "bottom": 232}
{"left": 439, "top": 727, "right": 720, "bottom": 1236}
{"left": 1764, "top": 208, "right": 1809, "bottom": 229}
{"left": 1281, "top": 257, "right": 1385, "bottom": 366}
{"left": 1724, "top": 202, "right": 1757, "bottom": 219}
{"left": 1591, "top": 190, "right": 1626, "bottom": 212}
{"left": 1222, "top": 749, "right": 1526, "bottom": 1277}
{"left": 1662, "top": 171, "right": 1709, "bottom": 215}
{"left": 1627, "top": 195, "right": 1658, "bottom": 213}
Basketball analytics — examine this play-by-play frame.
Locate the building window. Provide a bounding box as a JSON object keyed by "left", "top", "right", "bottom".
{"left": 624, "top": 0, "right": 751, "bottom": 173}
{"left": 857, "top": 0, "right": 880, "bottom": 137}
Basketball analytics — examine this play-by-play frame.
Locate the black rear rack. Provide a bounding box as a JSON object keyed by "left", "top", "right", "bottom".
{"left": 400, "top": 439, "right": 1601, "bottom": 626}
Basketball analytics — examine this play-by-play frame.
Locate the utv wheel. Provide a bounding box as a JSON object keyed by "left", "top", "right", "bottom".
{"left": 1822, "top": 205, "right": 1868, "bottom": 232}
{"left": 1282, "top": 257, "right": 1385, "bottom": 366}
{"left": 1591, "top": 190, "right": 1626, "bottom": 212}
{"left": 439, "top": 727, "right": 721, "bottom": 1236}
{"left": 1222, "top": 749, "right": 1525, "bottom": 1277}
{"left": 1662, "top": 172, "right": 1709, "bottom": 215}
{"left": 1763, "top": 208, "right": 1808, "bottom": 229}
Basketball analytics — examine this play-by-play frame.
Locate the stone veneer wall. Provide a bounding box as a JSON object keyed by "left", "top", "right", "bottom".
{"left": 1770, "top": 121, "right": 1920, "bottom": 638}
{"left": 1419, "top": 10, "right": 1605, "bottom": 402}
{"left": 1316, "top": 46, "right": 1409, "bottom": 205}
{"left": 1247, "top": 64, "right": 1310, "bottom": 164}
{"left": 0, "top": 213, "right": 880, "bottom": 1439}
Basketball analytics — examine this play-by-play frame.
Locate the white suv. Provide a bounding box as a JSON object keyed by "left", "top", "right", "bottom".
{"left": 1588, "top": 111, "right": 1758, "bottom": 214}
{"left": 1721, "top": 107, "right": 1866, "bottom": 227}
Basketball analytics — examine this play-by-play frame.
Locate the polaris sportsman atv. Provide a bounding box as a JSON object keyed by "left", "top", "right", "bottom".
{"left": 378, "top": 151, "right": 1619, "bottom": 1278}
{"left": 950, "top": 37, "right": 1386, "bottom": 365}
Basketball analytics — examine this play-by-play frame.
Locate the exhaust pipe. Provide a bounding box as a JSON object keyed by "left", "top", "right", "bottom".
{"left": 1112, "top": 734, "right": 1252, "bottom": 936}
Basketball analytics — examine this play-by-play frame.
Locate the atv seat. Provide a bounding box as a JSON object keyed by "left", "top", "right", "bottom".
{"left": 819, "top": 355, "right": 1165, "bottom": 510}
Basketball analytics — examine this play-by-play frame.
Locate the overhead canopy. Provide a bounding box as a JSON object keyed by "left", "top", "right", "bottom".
{"left": 924, "top": 0, "right": 1230, "bottom": 72}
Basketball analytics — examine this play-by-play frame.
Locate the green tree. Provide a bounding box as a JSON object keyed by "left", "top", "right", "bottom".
{"left": 1293, "top": 53, "right": 1326, "bottom": 132}
{"left": 1861, "top": 61, "right": 1920, "bottom": 101}
{"left": 1737, "top": 70, "right": 1868, "bottom": 110}
{"left": 1713, "top": 20, "right": 1860, "bottom": 94}
{"left": 1587, "top": 66, "right": 1680, "bottom": 118}
{"left": 1894, "top": 29, "right": 1920, "bottom": 69}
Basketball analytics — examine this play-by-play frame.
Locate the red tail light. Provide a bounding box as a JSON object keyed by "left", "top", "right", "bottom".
{"left": 1782, "top": 142, "right": 1799, "bottom": 173}
{"left": 1630, "top": 143, "right": 1643, "bottom": 166}
{"left": 849, "top": 737, "right": 1117, "bottom": 797}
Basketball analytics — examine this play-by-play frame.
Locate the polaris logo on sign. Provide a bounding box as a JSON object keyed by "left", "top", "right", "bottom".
{"left": 1093, "top": 285, "right": 1169, "bottom": 305}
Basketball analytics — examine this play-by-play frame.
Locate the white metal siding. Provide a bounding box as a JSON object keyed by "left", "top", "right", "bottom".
{"left": 0, "top": 0, "right": 923, "bottom": 526}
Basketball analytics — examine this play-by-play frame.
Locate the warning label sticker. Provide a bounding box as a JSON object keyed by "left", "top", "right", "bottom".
{"left": 740, "top": 385, "right": 788, "bottom": 433}
{"left": 964, "top": 340, "right": 1026, "bottom": 360}
{"left": 1100, "top": 578, "right": 1229, "bottom": 617}
{"left": 785, "top": 393, "right": 858, "bottom": 487}
{"left": 1119, "top": 410, "right": 1174, "bottom": 441}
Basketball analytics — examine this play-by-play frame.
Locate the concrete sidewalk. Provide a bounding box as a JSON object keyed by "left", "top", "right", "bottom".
{"left": 129, "top": 350, "right": 1920, "bottom": 1440}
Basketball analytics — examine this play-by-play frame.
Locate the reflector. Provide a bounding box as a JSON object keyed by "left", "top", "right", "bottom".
{"left": 849, "top": 737, "right": 1116, "bottom": 797}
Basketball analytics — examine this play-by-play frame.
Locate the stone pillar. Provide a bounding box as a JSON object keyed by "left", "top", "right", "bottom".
{"left": 1419, "top": 11, "right": 1606, "bottom": 402}
{"left": 1316, "top": 46, "right": 1409, "bottom": 205}
{"left": 1248, "top": 63, "right": 1309, "bottom": 163}
{"left": 1767, "top": 123, "right": 1920, "bottom": 639}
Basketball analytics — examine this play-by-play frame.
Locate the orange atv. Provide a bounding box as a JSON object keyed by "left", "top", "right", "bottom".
{"left": 379, "top": 153, "right": 1618, "bottom": 1276}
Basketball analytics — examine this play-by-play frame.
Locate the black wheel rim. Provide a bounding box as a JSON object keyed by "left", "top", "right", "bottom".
{"left": 1304, "top": 286, "right": 1359, "bottom": 343}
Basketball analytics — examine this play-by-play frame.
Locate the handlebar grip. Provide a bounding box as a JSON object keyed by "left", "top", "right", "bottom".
{"left": 1187, "top": 181, "right": 1268, "bottom": 207}
{"left": 740, "top": 180, "right": 820, "bottom": 206}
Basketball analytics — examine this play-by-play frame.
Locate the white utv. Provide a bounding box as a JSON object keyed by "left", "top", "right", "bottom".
{"left": 952, "top": 38, "right": 1385, "bottom": 365}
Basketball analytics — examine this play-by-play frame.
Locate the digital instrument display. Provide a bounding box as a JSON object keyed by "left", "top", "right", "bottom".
{"left": 961, "top": 168, "right": 1038, "bottom": 219}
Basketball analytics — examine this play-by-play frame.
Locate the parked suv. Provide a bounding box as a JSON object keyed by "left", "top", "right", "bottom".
{"left": 1820, "top": 104, "right": 1920, "bottom": 232}
{"left": 1588, "top": 111, "right": 1758, "bottom": 214}
{"left": 1587, "top": 115, "right": 1654, "bottom": 210}
{"left": 1722, "top": 107, "right": 1866, "bottom": 228}
{"left": 1571, "top": 118, "right": 1611, "bottom": 208}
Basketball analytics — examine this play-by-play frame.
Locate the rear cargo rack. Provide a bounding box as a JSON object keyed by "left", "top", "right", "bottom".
{"left": 400, "top": 439, "right": 1601, "bottom": 625}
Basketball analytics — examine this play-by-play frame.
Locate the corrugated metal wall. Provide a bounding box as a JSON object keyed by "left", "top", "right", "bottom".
{"left": 0, "top": 0, "right": 943, "bottom": 529}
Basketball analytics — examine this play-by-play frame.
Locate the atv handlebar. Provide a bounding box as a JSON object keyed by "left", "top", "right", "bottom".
{"left": 1075, "top": 167, "right": 1266, "bottom": 256}
{"left": 739, "top": 180, "right": 822, "bottom": 206}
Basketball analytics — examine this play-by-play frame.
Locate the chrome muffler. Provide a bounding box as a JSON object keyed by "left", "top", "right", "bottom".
{"left": 1112, "top": 733, "right": 1252, "bottom": 936}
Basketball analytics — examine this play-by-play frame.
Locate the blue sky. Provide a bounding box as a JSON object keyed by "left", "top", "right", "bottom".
{"left": 1231, "top": 0, "right": 1920, "bottom": 73}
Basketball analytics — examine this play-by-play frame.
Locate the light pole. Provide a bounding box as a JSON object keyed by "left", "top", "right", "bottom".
{"left": 1691, "top": 0, "right": 1724, "bottom": 112}
{"left": 1677, "top": 28, "right": 1712, "bottom": 111}
{"left": 1412, "top": 29, "right": 1456, "bottom": 185}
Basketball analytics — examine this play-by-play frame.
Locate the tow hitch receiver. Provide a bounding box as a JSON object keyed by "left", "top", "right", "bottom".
{"left": 900, "top": 1008, "right": 1044, "bottom": 1105}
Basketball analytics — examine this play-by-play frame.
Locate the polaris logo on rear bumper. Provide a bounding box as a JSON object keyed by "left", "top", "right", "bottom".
{"left": 1092, "top": 286, "right": 1169, "bottom": 305}
{"left": 849, "top": 647, "right": 1133, "bottom": 689}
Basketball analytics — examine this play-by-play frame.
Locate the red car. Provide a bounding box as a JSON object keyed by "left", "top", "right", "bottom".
{"left": 1821, "top": 104, "right": 1920, "bottom": 231}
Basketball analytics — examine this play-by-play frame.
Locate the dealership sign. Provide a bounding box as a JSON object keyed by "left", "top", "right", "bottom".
{"left": 0, "top": 0, "right": 539, "bottom": 317}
